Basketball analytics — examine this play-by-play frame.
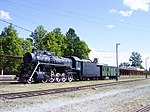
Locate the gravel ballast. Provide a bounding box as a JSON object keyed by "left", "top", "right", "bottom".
{"left": 0, "top": 78, "right": 150, "bottom": 112}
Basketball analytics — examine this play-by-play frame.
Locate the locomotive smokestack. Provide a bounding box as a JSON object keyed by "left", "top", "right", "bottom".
{"left": 93, "top": 58, "right": 98, "bottom": 63}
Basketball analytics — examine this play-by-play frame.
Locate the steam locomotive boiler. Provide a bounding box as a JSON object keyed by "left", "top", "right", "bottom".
{"left": 19, "top": 49, "right": 75, "bottom": 83}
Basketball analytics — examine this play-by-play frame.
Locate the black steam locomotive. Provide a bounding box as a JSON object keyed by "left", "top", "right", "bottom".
{"left": 18, "top": 49, "right": 119, "bottom": 83}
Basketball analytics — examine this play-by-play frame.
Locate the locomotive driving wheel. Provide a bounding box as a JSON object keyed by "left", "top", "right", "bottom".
{"left": 55, "top": 73, "right": 61, "bottom": 82}
{"left": 61, "top": 73, "right": 67, "bottom": 82}
{"left": 48, "top": 71, "right": 55, "bottom": 83}
{"left": 27, "top": 78, "right": 32, "bottom": 84}
{"left": 67, "top": 73, "right": 73, "bottom": 82}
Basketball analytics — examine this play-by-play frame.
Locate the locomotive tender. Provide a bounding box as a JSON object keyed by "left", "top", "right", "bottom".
{"left": 18, "top": 49, "right": 119, "bottom": 83}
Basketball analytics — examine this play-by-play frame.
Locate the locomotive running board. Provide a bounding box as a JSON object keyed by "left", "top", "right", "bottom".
{"left": 39, "top": 62, "right": 70, "bottom": 67}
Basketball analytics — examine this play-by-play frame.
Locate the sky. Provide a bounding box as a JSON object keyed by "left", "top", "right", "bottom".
{"left": 0, "top": 0, "right": 150, "bottom": 68}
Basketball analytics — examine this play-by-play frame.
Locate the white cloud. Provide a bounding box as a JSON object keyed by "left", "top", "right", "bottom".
{"left": 123, "top": 0, "right": 150, "bottom": 12}
{"left": 106, "top": 24, "right": 114, "bottom": 29}
{"left": 109, "top": 9, "right": 132, "bottom": 17}
{"left": 109, "top": 0, "right": 150, "bottom": 18}
{"left": 119, "top": 10, "right": 133, "bottom": 17}
{"left": 109, "top": 9, "right": 117, "bottom": 14}
{"left": 0, "top": 10, "right": 11, "bottom": 20}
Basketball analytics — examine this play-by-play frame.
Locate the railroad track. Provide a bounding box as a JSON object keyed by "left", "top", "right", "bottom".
{"left": 136, "top": 104, "right": 150, "bottom": 112}
{"left": 0, "top": 79, "right": 146, "bottom": 100}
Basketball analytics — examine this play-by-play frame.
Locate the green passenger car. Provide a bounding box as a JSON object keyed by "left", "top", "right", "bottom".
{"left": 99, "top": 65, "right": 120, "bottom": 79}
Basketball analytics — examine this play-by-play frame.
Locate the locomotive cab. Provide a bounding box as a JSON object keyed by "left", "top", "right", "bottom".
{"left": 67, "top": 56, "right": 82, "bottom": 80}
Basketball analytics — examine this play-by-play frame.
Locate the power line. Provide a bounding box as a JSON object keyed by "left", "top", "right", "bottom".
{"left": 1, "top": 0, "right": 150, "bottom": 48}
{"left": 0, "top": 19, "right": 33, "bottom": 33}
{"left": 1, "top": 19, "right": 145, "bottom": 55}
{"left": 5, "top": 0, "right": 108, "bottom": 31}
{"left": 5, "top": 2, "right": 56, "bottom": 30}
{"left": 5, "top": 0, "right": 150, "bottom": 33}
{"left": 0, "top": 20, "right": 117, "bottom": 53}
{"left": 23, "top": 0, "right": 109, "bottom": 21}
{"left": 18, "top": 0, "right": 150, "bottom": 28}
{"left": 0, "top": 19, "right": 117, "bottom": 53}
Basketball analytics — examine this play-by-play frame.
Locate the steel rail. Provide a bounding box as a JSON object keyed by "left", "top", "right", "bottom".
{"left": 0, "top": 79, "right": 146, "bottom": 100}
{"left": 135, "top": 104, "right": 150, "bottom": 112}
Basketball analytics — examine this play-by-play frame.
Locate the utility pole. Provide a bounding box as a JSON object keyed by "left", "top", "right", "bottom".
{"left": 116, "top": 43, "right": 120, "bottom": 81}
{"left": 145, "top": 57, "right": 149, "bottom": 78}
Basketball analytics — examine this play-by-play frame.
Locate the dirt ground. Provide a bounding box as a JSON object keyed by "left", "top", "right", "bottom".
{"left": 0, "top": 78, "right": 150, "bottom": 112}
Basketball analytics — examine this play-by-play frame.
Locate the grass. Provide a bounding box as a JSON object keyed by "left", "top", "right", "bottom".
{"left": 0, "top": 75, "right": 147, "bottom": 94}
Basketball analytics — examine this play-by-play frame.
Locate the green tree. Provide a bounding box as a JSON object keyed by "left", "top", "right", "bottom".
{"left": 53, "top": 27, "right": 61, "bottom": 34}
{"left": 119, "top": 62, "right": 130, "bottom": 67}
{"left": 74, "top": 39, "right": 91, "bottom": 59}
{"left": 22, "top": 38, "right": 32, "bottom": 54}
{"left": 65, "top": 28, "right": 77, "bottom": 56}
{"left": 0, "top": 39, "right": 4, "bottom": 54}
{"left": 129, "top": 52, "right": 143, "bottom": 68}
{"left": 0, "top": 39, "right": 4, "bottom": 72}
{"left": 65, "top": 28, "right": 91, "bottom": 59}
{"left": 42, "top": 28, "right": 67, "bottom": 56}
{"left": 0, "top": 25, "right": 24, "bottom": 72}
{"left": 30, "top": 25, "right": 47, "bottom": 50}
{"left": 51, "top": 28, "right": 67, "bottom": 56}
{"left": 43, "top": 31, "right": 60, "bottom": 55}
{"left": 30, "top": 26, "right": 91, "bottom": 58}
{"left": 0, "top": 25, "right": 23, "bottom": 56}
